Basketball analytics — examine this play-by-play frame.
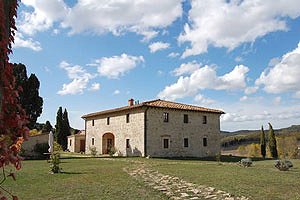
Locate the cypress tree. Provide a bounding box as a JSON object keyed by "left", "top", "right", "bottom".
{"left": 61, "top": 108, "right": 71, "bottom": 150}
{"left": 268, "top": 123, "right": 278, "bottom": 158}
{"left": 55, "top": 107, "right": 63, "bottom": 143}
{"left": 260, "top": 126, "right": 266, "bottom": 159}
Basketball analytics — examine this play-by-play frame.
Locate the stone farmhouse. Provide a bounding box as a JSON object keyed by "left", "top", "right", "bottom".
{"left": 82, "top": 99, "right": 224, "bottom": 157}
{"left": 67, "top": 130, "right": 86, "bottom": 153}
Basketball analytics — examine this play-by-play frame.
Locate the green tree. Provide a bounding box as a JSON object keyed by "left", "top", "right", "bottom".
{"left": 268, "top": 123, "right": 278, "bottom": 158}
{"left": 260, "top": 126, "right": 266, "bottom": 159}
{"left": 13, "top": 63, "right": 43, "bottom": 129}
{"left": 42, "top": 120, "right": 53, "bottom": 133}
{"left": 55, "top": 107, "right": 71, "bottom": 150}
{"left": 55, "top": 107, "right": 63, "bottom": 143}
{"left": 61, "top": 108, "right": 71, "bottom": 150}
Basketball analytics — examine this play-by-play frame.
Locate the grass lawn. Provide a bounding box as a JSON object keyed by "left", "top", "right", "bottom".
{"left": 3, "top": 157, "right": 167, "bottom": 200}
{"left": 147, "top": 157, "right": 300, "bottom": 200}
{"left": 3, "top": 155, "right": 300, "bottom": 200}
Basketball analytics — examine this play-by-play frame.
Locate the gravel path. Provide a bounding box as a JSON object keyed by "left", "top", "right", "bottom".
{"left": 124, "top": 164, "right": 249, "bottom": 200}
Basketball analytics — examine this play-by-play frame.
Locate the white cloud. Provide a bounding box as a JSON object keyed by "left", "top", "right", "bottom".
{"left": 18, "top": 0, "right": 68, "bottom": 36}
{"left": 294, "top": 91, "right": 300, "bottom": 98}
{"left": 62, "top": 0, "right": 182, "bottom": 40}
{"left": 168, "top": 52, "right": 180, "bottom": 58}
{"left": 57, "top": 78, "right": 89, "bottom": 95}
{"left": 158, "top": 64, "right": 249, "bottom": 100}
{"left": 274, "top": 96, "right": 281, "bottom": 105}
{"left": 96, "top": 54, "right": 144, "bottom": 79}
{"left": 113, "top": 90, "right": 120, "bottom": 95}
{"left": 44, "top": 66, "right": 50, "bottom": 72}
{"left": 58, "top": 61, "right": 96, "bottom": 95}
{"left": 172, "top": 61, "right": 201, "bottom": 76}
{"left": 219, "top": 97, "right": 300, "bottom": 131}
{"left": 194, "top": 94, "right": 215, "bottom": 105}
{"left": 148, "top": 42, "right": 170, "bottom": 53}
{"left": 255, "top": 42, "right": 300, "bottom": 96}
{"left": 235, "top": 56, "right": 243, "bottom": 63}
{"left": 13, "top": 32, "right": 42, "bottom": 51}
{"left": 157, "top": 70, "right": 164, "bottom": 76}
{"left": 221, "top": 111, "right": 272, "bottom": 123}
{"left": 19, "top": 0, "right": 182, "bottom": 41}
{"left": 138, "top": 30, "right": 159, "bottom": 42}
{"left": 244, "top": 86, "right": 258, "bottom": 95}
{"left": 240, "top": 96, "right": 248, "bottom": 101}
{"left": 179, "top": 0, "right": 300, "bottom": 58}
{"left": 88, "top": 83, "right": 100, "bottom": 91}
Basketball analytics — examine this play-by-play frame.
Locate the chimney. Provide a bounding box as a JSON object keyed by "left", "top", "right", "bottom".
{"left": 128, "top": 98, "right": 134, "bottom": 106}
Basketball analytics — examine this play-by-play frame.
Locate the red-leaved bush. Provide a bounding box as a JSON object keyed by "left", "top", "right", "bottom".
{"left": 0, "top": 0, "right": 29, "bottom": 199}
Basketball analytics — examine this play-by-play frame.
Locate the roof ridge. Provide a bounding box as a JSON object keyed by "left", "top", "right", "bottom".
{"left": 82, "top": 98, "right": 224, "bottom": 119}
{"left": 154, "top": 99, "right": 208, "bottom": 109}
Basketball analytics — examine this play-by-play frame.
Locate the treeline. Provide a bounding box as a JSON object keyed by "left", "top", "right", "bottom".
{"left": 222, "top": 127, "right": 300, "bottom": 148}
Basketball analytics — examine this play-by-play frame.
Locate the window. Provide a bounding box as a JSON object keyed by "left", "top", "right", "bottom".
{"left": 107, "top": 117, "right": 110, "bottom": 125}
{"left": 126, "top": 139, "right": 130, "bottom": 148}
{"left": 92, "top": 119, "right": 95, "bottom": 126}
{"left": 203, "top": 138, "right": 207, "bottom": 147}
{"left": 163, "top": 112, "right": 169, "bottom": 122}
{"left": 184, "top": 114, "right": 188, "bottom": 123}
{"left": 126, "top": 114, "right": 130, "bottom": 123}
{"left": 203, "top": 116, "right": 207, "bottom": 124}
{"left": 70, "top": 139, "right": 72, "bottom": 146}
{"left": 184, "top": 138, "right": 189, "bottom": 147}
{"left": 91, "top": 138, "right": 95, "bottom": 146}
{"left": 163, "top": 138, "right": 169, "bottom": 149}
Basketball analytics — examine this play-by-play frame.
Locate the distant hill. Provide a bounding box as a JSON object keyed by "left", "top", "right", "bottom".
{"left": 221, "top": 125, "right": 300, "bottom": 148}
{"left": 221, "top": 125, "right": 300, "bottom": 137}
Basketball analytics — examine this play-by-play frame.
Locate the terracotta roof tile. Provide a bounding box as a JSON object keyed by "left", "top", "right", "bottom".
{"left": 82, "top": 99, "right": 224, "bottom": 118}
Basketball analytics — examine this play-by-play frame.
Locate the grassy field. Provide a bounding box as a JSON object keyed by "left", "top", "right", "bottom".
{"left": 3, "top": 156, "right": 300, "bottom": 200}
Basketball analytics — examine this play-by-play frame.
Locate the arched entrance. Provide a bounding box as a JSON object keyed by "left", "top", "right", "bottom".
{"left": 102, "top": 133, "right": 115, "bottom": 154}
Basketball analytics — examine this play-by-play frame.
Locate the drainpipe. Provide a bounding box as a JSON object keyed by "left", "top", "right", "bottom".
{"left": 144, "top": 107, "right": 149, "bottom": 157}
{"left": 84, "top": 118, "right": 87, "bottom": 154}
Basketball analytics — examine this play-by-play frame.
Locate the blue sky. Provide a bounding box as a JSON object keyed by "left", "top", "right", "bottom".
{"left": 10, "top": 0, "right": 300, "bottom": 131}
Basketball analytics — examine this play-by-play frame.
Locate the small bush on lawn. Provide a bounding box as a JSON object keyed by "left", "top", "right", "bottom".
{"left": 89, "top": 146, "right": 97, "bottom": 157}
{"left": 49, "top": 141, "right": 62, "bottom": 173}
{"left": 274, "top": 160, "right": 293, "bottom": 171}
{"left": 108, "top": 147, "right": 116, "bottom": 157}
{"left": 239, "top": 158, "right": 253, "bottom": 167}
{"left": 50, "top": 152, "right": 61, "bottom": 173}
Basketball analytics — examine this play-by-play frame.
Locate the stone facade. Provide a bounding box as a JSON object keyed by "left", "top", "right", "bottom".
{"left": 146, "top": 108, "right": 221, "bottom": 157}
{"left": 83, "top": 99, "right": 223, "bottom": 158}
{"left": 67, "top": 131, "right": 86, "bottom": 153}
{"left": 85, "top": 108, "right": 146, "bottom": 156}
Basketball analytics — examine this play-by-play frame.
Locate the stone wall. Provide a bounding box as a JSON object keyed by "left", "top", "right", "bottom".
{"left": 22, "top": 133, "right": 49, "bottom": 154}
{"left": 85, "top": 108, "right": 146, "bottom": 156}
{"left": 146, "top": 108, "right": 221, "bottom": 157}
{"left": 68, "top": 132, "right": 85, "bottom": 153}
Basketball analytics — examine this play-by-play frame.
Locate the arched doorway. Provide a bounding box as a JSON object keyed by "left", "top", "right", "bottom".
{"left": 102, "top": 133, "right": 115, "bottom": 154}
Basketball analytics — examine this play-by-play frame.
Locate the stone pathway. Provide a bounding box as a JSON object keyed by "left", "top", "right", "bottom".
{"left": 124, "top": 164, "right": 249, "bottom": 200}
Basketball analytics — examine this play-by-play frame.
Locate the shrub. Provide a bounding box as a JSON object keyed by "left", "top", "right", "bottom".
{"left": 49, "top": 141, "right": 62, "bottom": 173}
{"left": 29, "top": 129, "right": 41, "bottom": 136}
{"left": 89, "top": 146, "right": 97, "bottom": 157}
{"left": 239, "top": 158, "right": 252, "bottom": 167}
{"left": 215, "top": 152, "right": 221, "bottom": 163}
{"left": 108, "top": 147, "right": 116, "bottom": 157}
{"left": 50, "top": 152, "right": 61, "bottom": 173}
{"left": 274, "top": 160, "right": 293, "bottom": 171}
{"left": 237, "top": 145, "right": 247, "bottom": 155}
{"left": 247, "top": 143, "right": 260, "bottom": 157}
{"left": 53, "top": 141, "right": 63, "bottom": 152}
{"left": 277, "top": 136, "right": 298, "bottom": 159}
